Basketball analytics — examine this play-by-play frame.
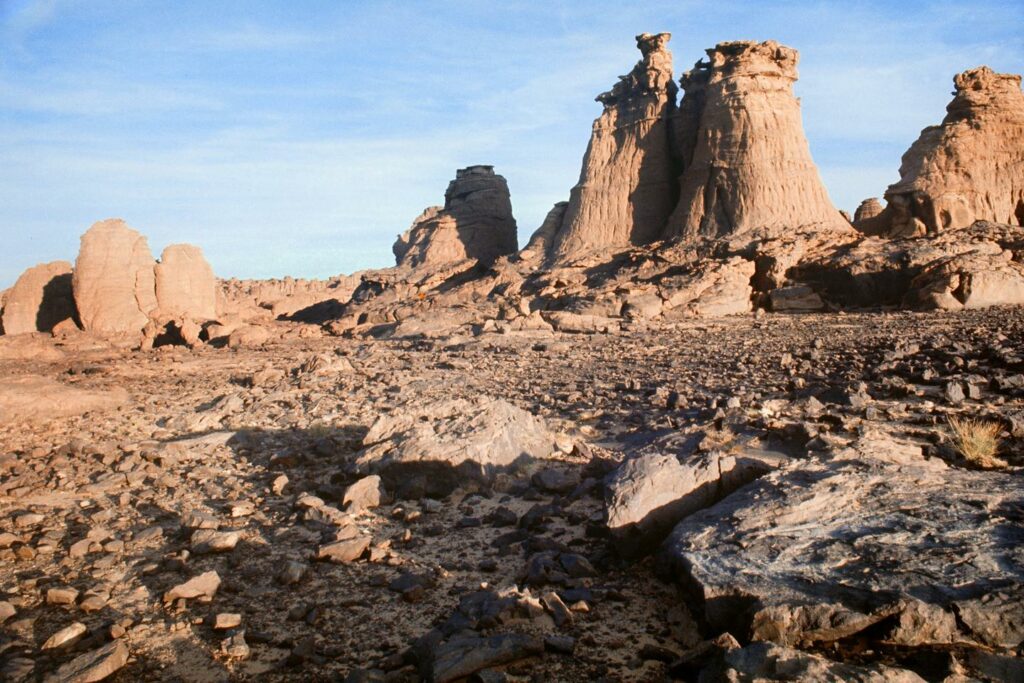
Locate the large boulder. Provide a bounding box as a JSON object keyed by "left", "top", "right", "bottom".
{"left": 72, "top": 219, "right": 157, "bottom": 334}
{"left": 606, "top": 440, "right": 783, "bottom": 556}
{"left": 864, "top": 66, "right": 1024, "bottom": 236}
{"left": 665, "top": 41, "right": 851, "bottom": 242}
{"left": 154, "top": 244, "right": 218, "bottom": 320}
{"left": 355, "top": 397, "right": 555, "bottom": 498}
{"left": 393, "top": 165, "right": 518, "bottom": 270}
{"left": 0, "top": 261, "right": 76, "bottom": 335}
{"left": 547, "top": 33, "right": 680, "bottom": 263}
{"left": 659, "top": 432, "right": 1024, "bottom": 650}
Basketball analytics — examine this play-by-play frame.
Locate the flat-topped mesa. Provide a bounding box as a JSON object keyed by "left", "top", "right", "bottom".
{"left": 665, "top": 40, "right": 850, "bottom": 242}
{"left": 393, "top": 165, "right": 518, "bottom": 270}
{"left": 872, "top": 67, "right": 1024, "bottom": 236}
{"left": 547, "top": 32, "right": 679, "bottom": 263}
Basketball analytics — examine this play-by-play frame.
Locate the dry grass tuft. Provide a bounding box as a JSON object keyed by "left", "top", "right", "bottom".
{"left": 947, "top": 416, "right": 1007, "bottom": 469}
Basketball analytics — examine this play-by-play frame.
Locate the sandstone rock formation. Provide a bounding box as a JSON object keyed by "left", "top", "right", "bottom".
{"left": 518, "top": 201, "right": 568, "bottom": 263}
{"left": 154, "top": 244, "right": 217, "bottom": 320}
{"left": 394, "top": 165, "right": 518, "bottom": 270}
{"left": 547, "top": 33, "right": 679, "bottom": 263}
{"left": 665, "top": 41, "right": 850, "bottom": 242}
{"left": 72, "top": 219, "right": 157, "bottom": 334}
{"left": 864, "top": 67, "right": 1024, "bottom": 236}
{"left": 854, "top": 197, "right": 884, "bottom": 224}
{"left": 0, "top": 261, "right": 75, "bottom": 335}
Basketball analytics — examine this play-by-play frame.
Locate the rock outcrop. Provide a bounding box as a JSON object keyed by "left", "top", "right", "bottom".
{"left": 154, "top": 244, "right": 218, "bottom": 321}
{"left": 866, "top": 67, "right": 1024, "bottom": 236}
{"left": 660, "top": 433, "right": 1024, "bottom": 650}
{"left": 0, "top": 261, "right": 76, "bottom": 335}
{"left": 665, "top": 41, "right": 850, "bottom": 242}
{"left": 393, "top": 165, "right": 518, "bottom": 270}
{"left": 547, "top": 33, "right": 679, "bottom": 263}
{"left": 72, "top": 219, "right": 157, "bottom": 334}
{"left": 518, "top": 201, "right": 568, "bottom": 263}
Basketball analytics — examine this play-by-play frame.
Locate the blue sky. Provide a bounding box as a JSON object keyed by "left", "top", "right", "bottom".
{"left": 1, "top": 1, "right": 1022, "bottom": 288}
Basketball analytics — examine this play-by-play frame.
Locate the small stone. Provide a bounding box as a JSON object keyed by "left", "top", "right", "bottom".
{"left": 278, "top": 561, "right": 309, "bottom": 585}
{"left": 0, "top": 601, "right": 15, "bottom": 623}
{"left": 190, "top": 529, "right": 240, "bottom": 554}
{"left": 42, "top": 622, "right": 88, "bottom": 650}
{"left": 183, "top": 510, "right": 220, "bottom": 530}
{"left": 221, "top": 631, "right": 250, "bottom": 659}
{"left": 272, "top": 475, "right": 289, "bottom": 495}
{"left": 213, "top": 613, "right": 242, "bottom": 630}
{"left": 46, "top": 587, "right": 80, "bottom": 606}
{"left": 14, "top": 513, "right": 44, "bottom": 527}
{"left": 343, "top": 475, "right": 384, "bottom": 512}
{"left": 945, "top": 381, "right": 965, "bottom": 404}
{"left": 317, "top": 536, "right": 371, "bottom": 563}
{"left": 163, "top": 571, "right": 221, "bottom": 603}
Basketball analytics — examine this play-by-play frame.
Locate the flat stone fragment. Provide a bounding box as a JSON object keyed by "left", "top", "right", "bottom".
{"left": 429, "top": 633, "right": 544, "bottom": 683}
{"left": 317, "top": 536, "right": 371, "bottom": 563}
{"left": 42, "top": 622, "right": 88, "bottom": 650}
{"left": 163, "top": 570, "right": 221, "bottom": 603}
{"left": 43, "top": 640, "right": 129, "bottom": 683}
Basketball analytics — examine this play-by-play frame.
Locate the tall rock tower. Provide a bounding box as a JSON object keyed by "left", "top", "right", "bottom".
{"left": 548, "top": 33, "right": 680, "bottom": 263}
{"left": 665, "top": 41, "right": 848, "bottom": 241}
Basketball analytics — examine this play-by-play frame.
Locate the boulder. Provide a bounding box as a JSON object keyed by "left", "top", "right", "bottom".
{"left": 606, "top": 439, "right": 783, "bottom": 555}
{"left": 665, "top": 41, "right": 851, "bottom": 242}
{"left": 548, "top": 33, "right": 679, "bottom": 262}
{"left": 154, "top": 244, "right": 218, "bottom": 321}
{"left": 519, "top": 201, "right": 569, "bottom": 262}
{"left": 0, "top": 261, "right": 76, "bottom": 335}
{"left": 853, "top": 197, "right": 885, "bottom": 226}
{"left": 356, "top": 397, "right": 555, "bottom": 498}
{"left": 72, "top": 219, "right": 157, "bottom": 334}
{"left": 394, "top": 165, "right": 518, "bottom": 270}
{"left": 659, "top": 433, "right": 1024, "bottom": 650}
{"left": 869, "top": 67, "right": 1024, "bottom": 236}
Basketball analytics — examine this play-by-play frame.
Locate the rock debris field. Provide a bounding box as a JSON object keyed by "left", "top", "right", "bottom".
{"left": 1, "top": 309, "right": 1022, "bottom": 682}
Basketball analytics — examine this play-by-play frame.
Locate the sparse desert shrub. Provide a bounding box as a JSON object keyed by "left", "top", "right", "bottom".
{"left": 947, "top": 416, "right": 1007, "bottom": 469}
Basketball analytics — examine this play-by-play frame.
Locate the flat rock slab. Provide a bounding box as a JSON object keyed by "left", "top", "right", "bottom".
{"left": 660, "top": 446, "right": 1024, "bottom": 649}
{"left": 43, "top": 640, "right": 129, "bottom": 683}
{"left": 429, "top": 633, "right": 544, "bottom": 683}
{"left": 356, "top": 397, "right": 555, "bottom": 498}
{"left": 164, "top": 570, "right": 221, "bottom": 603}
{"left": 0, "top": 376, "right": 129, "bottom": 426}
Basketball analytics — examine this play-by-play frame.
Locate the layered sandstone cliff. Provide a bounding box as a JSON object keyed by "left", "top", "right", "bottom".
{"left": 866, "top": 67, "right": 1024, "bottom": 237}
{"left": 393, "top": 165, "right": 518, "bottom": 270}
{"left": 547, "top": 33, "right": 679, "bottom": 263}
{"left": 665, "top": 41, "right": 849, "bottom": 241}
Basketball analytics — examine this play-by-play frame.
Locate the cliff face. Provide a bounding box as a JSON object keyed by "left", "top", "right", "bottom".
{"left": 664, "top": 41, "right": 849, "bottom": 242}
{"left": 547, "top": 33, "right": 680, "bottom": 263}
{"left": 394, "top": 165, "right": 518, "bottom": 270}
{"left": 878, "top": 67, "right": 1024, "bottom": 236}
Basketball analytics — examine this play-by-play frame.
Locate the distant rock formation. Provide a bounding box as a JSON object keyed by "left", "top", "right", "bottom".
{"left": 548, "top": 33, "right": 679, "bottom": 263}
{"left": 873, "top": 67, "right": 1024, "bottom": 237}
{"left": 519, "top": 201, "right": 569, "bottom": 263}
{"left": 665, "top": 41, "right": 850, "bottom": 241}
{"left": 73, "top": 219, "right": 158, "bottom": 334}
{"left": 394, "top": 165, "right": 518, "bottom": 270}
{"left": 154, "top": 244, "right": 218, "bottom": 320}
{"left": 0, "top": 261, "right": 76, "bottom": 335}
{"left": 854, "top": 198, "right": 884, "bottom": 224}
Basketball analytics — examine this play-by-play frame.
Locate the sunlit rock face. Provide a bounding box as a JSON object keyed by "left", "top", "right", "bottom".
{"left": 547, "top": 32, "right": 680, "bottom": 264}
{"left": 665, "top": 40, "right": 850, "bottom": 243}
